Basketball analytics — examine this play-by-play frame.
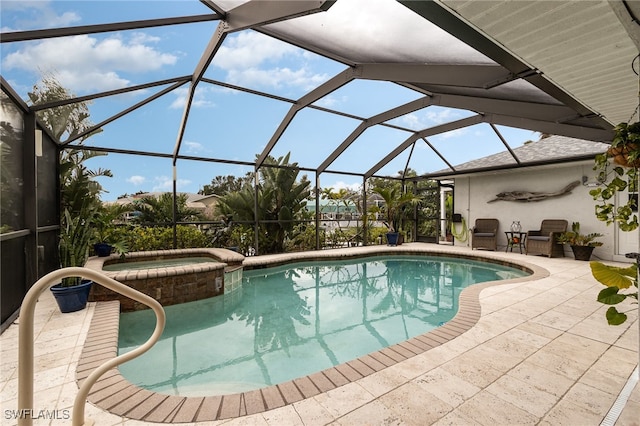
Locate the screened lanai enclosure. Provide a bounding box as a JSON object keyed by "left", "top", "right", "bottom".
{"left": 1, "top": 0, "right": 639, "bottom": 326}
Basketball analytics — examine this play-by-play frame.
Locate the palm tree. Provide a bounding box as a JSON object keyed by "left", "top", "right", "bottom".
{"left": 133, "top": 193, "right": 202, "bottom": 224}
{"left": 370, "top": 186, "right": 421, "bottom": 233}
{"left": 216, "top": 153, "right": 311, "bottom": 254}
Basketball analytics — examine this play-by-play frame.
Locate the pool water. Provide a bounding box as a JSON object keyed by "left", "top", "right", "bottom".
{"left": 118, "top": 255, "right": 528, "bottom": 396}
{"left": 103, "top": 256, "right": 217, "bottom": 271}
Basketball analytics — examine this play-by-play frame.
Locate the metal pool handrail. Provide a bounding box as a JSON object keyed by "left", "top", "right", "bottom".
{"left": 17, "top": 267, "right": 166, "bottom": 426}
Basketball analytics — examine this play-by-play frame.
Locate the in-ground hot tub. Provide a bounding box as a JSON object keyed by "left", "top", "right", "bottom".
{"left": 85, "top": 248, "right": 244, "bottom": 311}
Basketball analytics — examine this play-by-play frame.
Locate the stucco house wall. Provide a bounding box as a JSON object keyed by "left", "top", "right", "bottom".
{"left": 451, "top": 160, "right": 619, "bottom": 261}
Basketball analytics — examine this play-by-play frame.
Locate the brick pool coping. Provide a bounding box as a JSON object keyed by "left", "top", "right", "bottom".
{"left": 76, "top": 245, "right": 549, "bottom": 423}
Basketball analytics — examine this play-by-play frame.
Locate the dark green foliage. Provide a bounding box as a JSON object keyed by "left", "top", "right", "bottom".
{"left": 216, "top": 153, "right": 311, "bottom": 254}
{"left": 590, "top": 122, "right": 639, "bottom": 231}
{"left": 199, "top": 173, "right": 253, "bottom": 196}
{"left": 133, "top": 193, "right": 202, "bottom": 224}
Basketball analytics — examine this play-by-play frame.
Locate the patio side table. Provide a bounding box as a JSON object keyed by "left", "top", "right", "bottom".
{"left": 505, "top": 231, "right": 526, "bottom": 253}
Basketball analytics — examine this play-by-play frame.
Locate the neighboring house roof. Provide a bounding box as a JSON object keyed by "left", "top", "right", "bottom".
{"left": 432, "top": 135, "right": 609, "bottom": 177}
{"left": 106, "top": 192, "right": 219, "bottom": 210}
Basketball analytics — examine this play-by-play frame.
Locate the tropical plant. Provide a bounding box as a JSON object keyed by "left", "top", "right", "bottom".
{"left": 590, "top": 122, "right": 639, "bottom": 324}
{"left": 590, "top": 122, "right": 639, "bottom": 232}
{"left": 370, "top": 185, "right": 421, "bottom": 233}
{"left": 556, "top": 222, "right": 603, "bottom": 247}
{"left": 215, "top": 153, "right": 311, "bottom": 254}
{"left": 92, "top": 203, "right": 131, "bottom": 256}
{"left": 590, "top": 261, "right": 638, "bottom": 325}
{"left": 58, "top": 209, "right": 93, "bottom": 286}
{"left": 133, "top": 192, "right": 202, "bottom": 224}
{"left": 122, "top": 225, "right": 211, "bottom": 251}
{"left": 199, "top": 172, "right": 253, "bottom": 196}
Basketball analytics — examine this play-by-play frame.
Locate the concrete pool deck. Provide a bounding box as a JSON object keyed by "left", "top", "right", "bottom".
{"left": 1, "top": 243, "right": 638, "bottom": 425}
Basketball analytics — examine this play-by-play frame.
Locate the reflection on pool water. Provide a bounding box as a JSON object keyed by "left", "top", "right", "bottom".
{"left": 118, "top": 255, "right": 528, "bottom": 396}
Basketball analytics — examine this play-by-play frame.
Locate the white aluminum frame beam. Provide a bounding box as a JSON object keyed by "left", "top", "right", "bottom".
{"left": 226, "top": 1, "right": 336, "bottom": 32}
{"left": 357, "top": 63, "right": 513, "bottom": 89}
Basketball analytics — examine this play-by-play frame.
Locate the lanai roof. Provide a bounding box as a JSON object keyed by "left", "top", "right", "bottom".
{"left": 1, "top": 0, "right": 638, "bottom": 185}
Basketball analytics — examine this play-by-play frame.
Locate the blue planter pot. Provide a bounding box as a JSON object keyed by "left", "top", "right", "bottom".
{"left": 50, "top": 280, "right": 93, "bottom": 313}
{"left": 386, "top": 232, "right": 400, "bottom": 246}
{"left": 94, "top": 243, "right": 112, "bottom": 257}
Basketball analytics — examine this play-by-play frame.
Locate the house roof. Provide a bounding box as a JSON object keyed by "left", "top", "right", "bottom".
{"left": 430, "top": 135, "right": 610, "bottom": 178}
{"left": 107, "top": 192, "right": 219, "bottom": 209}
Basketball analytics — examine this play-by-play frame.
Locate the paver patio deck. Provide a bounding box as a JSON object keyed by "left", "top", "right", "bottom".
{"left": 1, "top": 243, "right": 638, "bottom": 425}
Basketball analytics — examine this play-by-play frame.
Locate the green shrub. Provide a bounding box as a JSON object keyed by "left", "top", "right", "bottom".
{"left": 109, "top": 225, "right": 211, "bottom": 252}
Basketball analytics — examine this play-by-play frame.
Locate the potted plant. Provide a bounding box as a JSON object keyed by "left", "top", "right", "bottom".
{"left": 50, "top": 208, "right": 95, "bottom": 313}
{"left": 590, "top": 122, "right": 640, "bottom": 232}
{"left": 556, "top": 222, "right": 603, "bottom": 261}
{"left": 370, "top": 185, "right": 420, "bottom": 246}
{"left": 92, "top": 203, "right": 130, "bottom": 257}
{"left": 52, "top": 148, "right": 113, "bottom": 312}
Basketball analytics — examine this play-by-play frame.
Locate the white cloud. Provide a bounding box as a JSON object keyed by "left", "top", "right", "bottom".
{"left": 0, "top": 2, "right": 80, "bottom": 31}
{"left": 398, "top": 108, "right": 465, "bottom": 131}
{"left": 434, "top": 128, "right": 468, "bottom": 140}
{"left": 152, "top": 176, "right": 191, "bottom": 192}
{"left": 130, "top": 32, "right": 161, "bottom": 45}
{"left": 169, "top": 86, "right": 216, "bottom": 110}
{"left": 2, "top": 33, "right": 177, "bottom": 93}
{"left": 331, "top": 181, "right": 362, "bottom": 192}
{"left": 183, "top": 141, "right": 205, "bottom": 154}
{"left": 226, "top": 67, "right": 326, "bottom": 91}
{"left": 313, "top": 94, "right": 348, "bottom": 108}
{"left": 127, "top": 175, "right": 146, "bottom": 185}
{"left": 214, "top": 31, "right": 298, "bottom": 69}
{"left": 212, "top": 31, "right": 329, "bottom": 91}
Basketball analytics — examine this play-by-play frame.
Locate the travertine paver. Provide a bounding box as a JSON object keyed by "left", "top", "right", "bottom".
{"left": 485, "top": 375, "right": 558, "bottom": 418}
{"left": 414, "top": 367, "right": 481, "bottom": 407}
{"left": 1, "top": 243, "right": 638, "bottom": 425}
{"left": 458, "top": 390, "right": 539, "bottom": 425}
{"left": 379, "top": 381, "right": 454, "bottom": 426}
{"left": 506, "top": 361, "right": 575, "bottom": 398}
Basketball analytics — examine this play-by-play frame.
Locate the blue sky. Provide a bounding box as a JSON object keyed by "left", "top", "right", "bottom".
{"left": 1, "top": 1, "right": 539, "bottom": 201}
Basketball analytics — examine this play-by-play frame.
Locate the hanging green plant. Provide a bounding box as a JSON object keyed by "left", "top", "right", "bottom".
{"left": 590, "top": 122, "right": 640, "bottom": 232}
{"left": 589, "top": 121, "right": 640, "bottom": 325}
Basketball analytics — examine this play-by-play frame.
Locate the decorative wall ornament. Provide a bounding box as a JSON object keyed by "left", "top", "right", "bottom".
{"left": 487, "top": 180, "right": 580, "bottom": 203}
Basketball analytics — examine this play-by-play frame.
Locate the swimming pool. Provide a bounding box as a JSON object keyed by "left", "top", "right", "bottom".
{"left": 117, "top": 255, "right": 529, "bottom": 397}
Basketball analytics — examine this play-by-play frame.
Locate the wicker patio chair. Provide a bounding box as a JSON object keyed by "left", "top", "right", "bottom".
{"left": 471, "top": 218, "right": 499, "bottom": 251}
{"left": 525, "top": 219, "right": 568, "bottom": 257}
